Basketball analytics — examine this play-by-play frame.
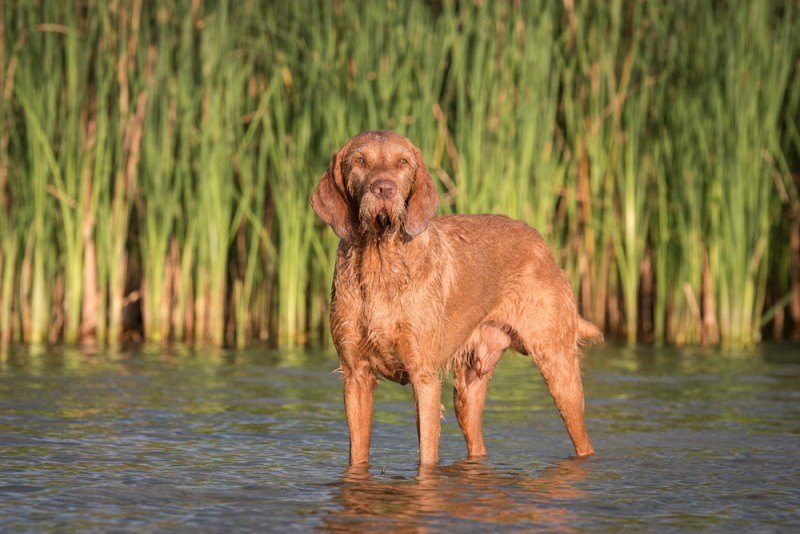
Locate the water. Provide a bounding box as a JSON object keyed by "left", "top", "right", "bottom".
{"left": 1, "top": 344, "right": 798, "bottom": 531}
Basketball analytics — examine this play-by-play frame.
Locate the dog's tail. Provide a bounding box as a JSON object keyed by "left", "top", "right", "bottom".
{"left": 577, "top": 316, "right": 604, "bottom": 346}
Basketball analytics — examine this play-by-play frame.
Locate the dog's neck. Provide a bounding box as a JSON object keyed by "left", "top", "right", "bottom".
{"left": 350, "top": 229, "right": 433, "bottom": 300}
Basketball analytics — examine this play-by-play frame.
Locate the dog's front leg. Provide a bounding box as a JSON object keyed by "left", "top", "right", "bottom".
{"left": 412, "top": 375, "right": 442, "bottom": 465}
{"left": 342, "top": 363, "right": 377, "bottom": 465}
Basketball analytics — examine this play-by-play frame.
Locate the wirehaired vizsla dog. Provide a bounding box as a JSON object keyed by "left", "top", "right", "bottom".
{"left": 312, "top": 130, "right": 602, "bottom": 466}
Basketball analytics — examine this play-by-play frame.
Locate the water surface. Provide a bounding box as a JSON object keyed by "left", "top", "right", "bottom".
{"left": 1, "top": 344, "right": 798, "bottom": 531}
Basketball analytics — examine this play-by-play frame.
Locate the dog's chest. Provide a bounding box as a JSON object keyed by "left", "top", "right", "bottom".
{"left": 357, "top": 267, "right": 417, "bottom": 383}
{"left": 334, "top": 239, "right": 442, "bottom": 382}
{"left": 360, "top": 286, "right": 407, "bottom": 358}
{"left": 356, "top": 246, "right": 410, "bottom": 333}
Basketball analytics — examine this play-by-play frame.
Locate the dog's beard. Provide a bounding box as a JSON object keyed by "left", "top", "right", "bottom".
{"left": 375, "top": 209, "right": 391, "bottom": 231}
{"left": 359, "top": 198, "right": 404, "bottom": 237}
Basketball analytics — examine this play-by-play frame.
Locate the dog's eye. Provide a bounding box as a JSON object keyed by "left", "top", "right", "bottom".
{"left": 355, "top": 156, "right": 366, "bottom": 165}
{"left": 398, "top": 158, "right": 408, "bottom": 166}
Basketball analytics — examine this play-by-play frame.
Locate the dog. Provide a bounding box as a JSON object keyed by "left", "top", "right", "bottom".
{"left": 312, "top": 130, "right": 601, "bottom": 465}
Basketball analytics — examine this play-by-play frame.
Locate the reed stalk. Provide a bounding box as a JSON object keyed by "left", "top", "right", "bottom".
{"left": 191, "top": 0, "right": 253, "bottom": 345}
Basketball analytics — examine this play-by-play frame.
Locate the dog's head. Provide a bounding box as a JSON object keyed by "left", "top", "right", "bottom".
{"left": 311, "top": 130, "right": 439, "bottom": 241}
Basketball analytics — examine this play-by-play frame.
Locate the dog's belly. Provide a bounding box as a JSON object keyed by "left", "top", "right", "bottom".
{"left": 369, "top": 352, "right": 410, "bottom": 385}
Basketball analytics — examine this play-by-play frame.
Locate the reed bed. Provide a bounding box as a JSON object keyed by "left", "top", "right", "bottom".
{"left": 0, "top": 0, "right": 798, "bottom": 349}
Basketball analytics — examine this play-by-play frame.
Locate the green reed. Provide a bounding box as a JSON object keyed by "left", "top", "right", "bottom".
{"left": 0, "top": 0, "right": 797, "bottom": 349}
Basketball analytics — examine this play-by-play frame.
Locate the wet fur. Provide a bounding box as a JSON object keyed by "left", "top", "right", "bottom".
{"left": 312, "top": 130, "right": 601, "bottom": 465}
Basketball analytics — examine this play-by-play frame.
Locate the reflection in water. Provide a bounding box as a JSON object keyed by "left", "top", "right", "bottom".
{"left": 325, "top": 458, "right": 588, "bottom": 531}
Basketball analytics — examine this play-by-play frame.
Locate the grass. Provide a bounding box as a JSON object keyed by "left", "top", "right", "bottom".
{"left": 0, "top": 0, "right": 798, "bottom": 349}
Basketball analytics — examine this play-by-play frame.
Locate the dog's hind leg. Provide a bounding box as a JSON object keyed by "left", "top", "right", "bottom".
{"left": 453, "top": 358, "right": 493, "bottom": 457}
{"left": 513, "top": 276, "right": 595, "bottom": 457}
{"left": 453, "top": 326, "right": 508, "bottom": 458}
{"left": 533, "top": 344, "right": 594, "bottom": 457}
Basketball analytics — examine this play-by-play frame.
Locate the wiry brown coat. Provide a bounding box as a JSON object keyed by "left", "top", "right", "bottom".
{"left": 312, "top": 130, "right": 601, "bottom": 465}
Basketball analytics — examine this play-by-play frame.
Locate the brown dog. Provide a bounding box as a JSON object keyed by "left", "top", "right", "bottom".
{"left": 312, "top": 130, "right": 601, "bottom": 466}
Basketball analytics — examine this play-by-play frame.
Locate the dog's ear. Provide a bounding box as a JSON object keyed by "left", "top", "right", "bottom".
{"left": 311, "top": 151, "right": 354, "bottom": 240}
{"left": 405, "top": 147, "right": 439, "bottom": 237}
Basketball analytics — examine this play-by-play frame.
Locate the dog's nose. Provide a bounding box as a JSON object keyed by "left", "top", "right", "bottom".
{"left": 370, "top": 179, "right": 397, "bottom": 200}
